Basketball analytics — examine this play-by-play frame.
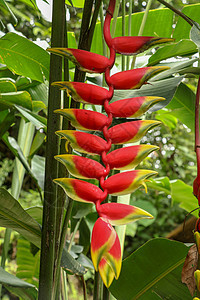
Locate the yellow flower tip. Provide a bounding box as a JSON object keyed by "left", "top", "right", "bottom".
{"left": 142, "top": 182, "right": 148, "bottom": 193}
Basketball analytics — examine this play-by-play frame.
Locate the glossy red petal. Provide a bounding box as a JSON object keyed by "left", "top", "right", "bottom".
{"left": 53, "top": 178, "right": 106, "bottom": 203}
{"left": 48, "top": 48, "right": 111, "bottom": 73}
{"left": 52, "top": 81, "right": 111, "bottom": 105}
{"left": 112, "top": 36, "right": 174, "bottom": 55}
{"left": 108, "top": 120, "right": 161, "bottom": 145}
{"left": 103, "top": 170, "right": 157, "bottom": 196}
{"left": 106, "top": 145, "right": 159, "bottom": 170}
{"left": 97, "top": 203, "right": 153, "bottom": 225}
{"left": 109, "top": 67, "right": 169, "bottom": 89}
{"left": 109, "top": 96, "right": 164, "bottom": 118}
{"left": 55, "top": 154, "right": 107, "bottom": 179}
{"left": 56, "top": 130, "right": 108, "bottom": 155}
{"left": 54, "top": 109, "right": 108, "bottom": 131}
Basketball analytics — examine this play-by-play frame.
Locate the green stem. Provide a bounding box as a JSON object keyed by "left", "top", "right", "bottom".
{"left": 121, "top": 0, "right": 126, "bottom": 71}
{"left": 38, "top": 0, "right": 66, "bottom": 299}
{"left": 73, "top": 0, "right": 102, "bottom": 85}
{"left": 81, "top": 275, "right": 88, "bottom": 300}
{"left": 126, "top": 0, "right": 132, "bottom": 70}
{"left": 131, "top": 0, "right": 153, "bottom": 69}
{"left": 111, "top": 0, "right": 121, "bottom": 37}
{"left": 68, "top": 218, "right": 82, "bottom": 252}
{"left": 103, "top": 284, "right": 110, "bottom": 300}
{"left": 93, "top": 271, "right": 102, "bottom": 300}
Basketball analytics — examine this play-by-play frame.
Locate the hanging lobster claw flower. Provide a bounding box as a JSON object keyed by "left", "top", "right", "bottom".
{"left": 48, "top": 48, "right": 112, "bottom": 73}
{"left": 109, "top": 96, "right": 164, "bottom": 118}
{"left": 108, "top": 120, "right": 161, "bottom": 145}
{"left": 112, "top": 36, "right": 174, "bottom": 55}
{"left": 109, "top": 66, "right": 169, "bottom": 89}
{"left": 97, "top": 203, "right": 153, "bottom": 225}
{"left": 53, "top": 178, "right": 106, "bottom": 203}
{"left": 103, "top": 170, "right": 157, "bottom": 196}
{"left": 52, "top": 81, "right": 111, "bottom": 105}
{"left": 106, "top": 145, "right": 159, "bottom": 170}
{"left": 55, "top": 154, "right": 107, "bottom": 179}
{"left": 56, "top": 130, "right": 108, "bottom": 155}
{"left": 54, "top": 109, "right": 108, "bottom": 131}
{"left": 91, "top": 218, "right": 121, "bottom": 287}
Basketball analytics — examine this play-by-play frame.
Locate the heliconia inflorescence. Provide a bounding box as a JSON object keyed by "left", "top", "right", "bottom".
{"left": 50, "top": 0, "right": 172, "bottom": 288}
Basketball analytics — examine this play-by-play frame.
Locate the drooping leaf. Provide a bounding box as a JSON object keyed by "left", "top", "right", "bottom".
{"left": 190, "top": 22, "right": 200, "bottom": 49}
{"left": 166, "top": 83, "right": 195, "bottom": 131}
{"left": 0, "top": 33, "right": 49, "bottom": 82}
{"left": 148, "top": 40, "right": 197, "bottom": 66}
{"left": 110, "top": 238, "right": 191, "bottom": 299}
{"left": 61, "top": 247, "right": 86, "bottom": 275}
{"left": 0, "top": 91, "right": 32, "bottom": 111}
{"left": 0, "top": 188, "right": 41, "bottom": 247}
{"left": 0, "top": 266, "right": 35, "bottom": 288}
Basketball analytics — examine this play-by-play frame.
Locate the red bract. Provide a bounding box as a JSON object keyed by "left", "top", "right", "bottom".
{"left": 48, "top": 48, "right": 112, "bottom": 73}
{"left": 56, "top": 130, "right": 108, "bottom": 155}
{"left": 52, "top": 81, "right": 112, "bottom": 105}
{"left": 106, "top": 144, "right": 159, "bottom": 170}
{"left": 108, "top": 120, "right": 161, "bottom": 144}
{"left": 112, "top": 36, "right": 174, "bottom": 55}
{"left": 54, "top": 109, "right": 109, "bottom": 131}
{"left": 109, "top": 66, "right": 169, "bottom": 89}
{"left": 54, "top": 178, "right": 107, "bottom": 203}
{"left": 55, "top": 154, "right": 107, "bottom": 179}
{"left": 103, "top": 170, "right": 157, "bottom": 196}
{"left": 109, "top": 96, "right": 164, "bottom": 118}
{"left": 97, "top": 203, "right": 153, "bottom": 225}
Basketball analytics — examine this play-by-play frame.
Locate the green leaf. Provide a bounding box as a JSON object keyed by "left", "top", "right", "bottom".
{"left": 0, "top": 91, "right": 32, "bottom": 111}
{"left": 147, "top": 177, "right": 171, "bottom": 195}
{"left": 61, "top": 247, "right": 86, "bottom": 275}
{"left": 171, "top": 180, "right": 198, "bottom": 217}
{"left": 16, "top": 237, "right": 40, "bottom": 287}
{"left": 0, "top": 33, "right": 49, "bottom": 82}
{"left": 66, "top": 0, "right": 85, "bottom": 8}
{"left": 110, "top": 238, "right": 191, "bottom": 300}
{"left": 173, "top": 4, "right": 200, "bottom": 41}
{"left": 0, "top": 188, "right": 41, "bottom": 247}
{"left": 5, "top": 286, "right": 38, "bottom": 300}
{"left": 112, "top": 76, "right": 184, "bottom": 112}
{"left": 166, "top": 83, "right": 195, "bottom": 131}
{"left": 155, "top": 110, "right": 178, "bottom": 130}
{"left": 15, "top": 106, "right": 47, "bottom": 130}
{"left": 0, "top": 266, "right": 35, "bottom": 288}
{"left": 31, "top": 155, "right": 45, "bottom": 190}
{"left": 148, "top": 40, "right": 197, "bottom": 66}
{"left": 29, "top": 131, "right": 46, "bottom": 158}
{"left": 0, "top": 110, "right": 15, "bottom": 140}
{"left": 25, "top": 206, "right": 43, "bottom": 226}
{"left": 0, "top": 0, "right": 18, "bottom": 25}
{"left": 190, "top": 22, "right": 200, "bottom": 49}
{"left": 0, "top": 78, "right": 16, "bottom": 92}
